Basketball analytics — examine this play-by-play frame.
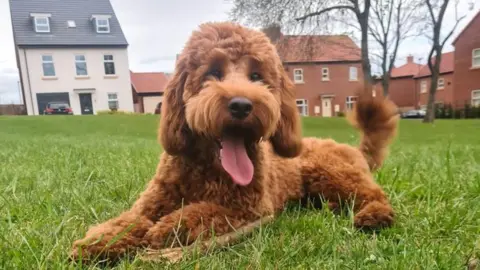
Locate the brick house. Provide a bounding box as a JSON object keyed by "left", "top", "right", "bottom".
{"left": 452, "top": 11, "right": 480, "bottom": 107}
{"left": 374, "top": 55, "right": 423, "bottom": 111}
{"left": 264, "top": 26, "right": 364, "bottom": 117}
{"left": 130, "top": 71, "right": 169, "bottom": 114}
{"left": 413, "top": 52, "right": 455, "bottom": 110}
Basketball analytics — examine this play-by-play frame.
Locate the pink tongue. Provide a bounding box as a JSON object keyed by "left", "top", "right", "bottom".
{"left": 220, "top": 137, "right": 254, "bottom": 186}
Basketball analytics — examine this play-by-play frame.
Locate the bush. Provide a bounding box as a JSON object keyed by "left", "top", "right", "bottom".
{"left": 337, "top": 112, "right": 345, "bottom": 117}
{"left": 97, "top": 109, "right": 136, "bottom": 115}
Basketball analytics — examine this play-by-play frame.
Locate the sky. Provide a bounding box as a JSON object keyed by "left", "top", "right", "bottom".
{"left": 0, "top": 0, "right": 479, "bottom": 104}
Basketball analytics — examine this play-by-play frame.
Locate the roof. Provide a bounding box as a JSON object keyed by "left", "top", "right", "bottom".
{"left": 414, "top": 52, "right": 454, "bottom": 78}
{"left": 390, "top": 62, "right": 423, "bottom": 78}
{"left": 130, "top": 72, "right": 169, "bottom": 94}
{"left": 9, "top": 0, "right": 128, "bottom": 47}
{"left": 274, "top": 35, "right": 361, "bottom": 63}
{"left": 452, "top": 10, "right": 480, "bottom": 45}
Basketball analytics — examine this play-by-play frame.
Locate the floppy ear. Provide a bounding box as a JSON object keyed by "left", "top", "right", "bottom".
{"left": 270, "top": 68, "right": 303, "bottom": 158}
{"left": 158, "top": 57, "right": 192, "bottom": 156}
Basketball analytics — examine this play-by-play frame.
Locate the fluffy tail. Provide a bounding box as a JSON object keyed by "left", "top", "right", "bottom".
{"left": 347, "top": 92, "right": 400, "bottom": 171}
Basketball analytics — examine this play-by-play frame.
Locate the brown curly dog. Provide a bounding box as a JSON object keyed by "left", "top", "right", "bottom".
{"left": 71, "top": 22, "right": 399, "bottom": 262}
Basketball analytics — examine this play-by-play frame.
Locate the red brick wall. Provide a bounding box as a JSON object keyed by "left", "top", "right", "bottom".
{"left": 416, "top": 73, "right": 454, "bottom": 108}
{"left": 374, "top": 76, "right": 418, "bottom": 110}
{"left": 284, "top": 62, "right": 364, "bottom": 116}
{"left": 453, "top": 13, "right": 480, "bottom": 107}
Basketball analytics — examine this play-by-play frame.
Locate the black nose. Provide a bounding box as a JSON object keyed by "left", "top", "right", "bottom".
{"left": 228, "top": 97, "right": 253, "bottom": 119}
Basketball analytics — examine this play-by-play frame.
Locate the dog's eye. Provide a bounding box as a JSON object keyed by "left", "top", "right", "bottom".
{"left": 207, "top": 69, "right": 223, "bottom": 80}
{"left": 249, "top": 72, "right": 262, "bottom": 82}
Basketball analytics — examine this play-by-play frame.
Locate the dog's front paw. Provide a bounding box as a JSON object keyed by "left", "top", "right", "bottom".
{"left": 353, "top": 201, "right": 394, "bottom": 230}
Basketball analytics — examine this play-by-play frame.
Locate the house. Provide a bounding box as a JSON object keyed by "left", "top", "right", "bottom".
{"left": 374, "top": 55, "right": 423, "bottom": 112}
{"left": 452, "top": 10, "right": 480, "bottom": 108}
{"left": 413, "top": 52, "right": 455, "bottom": 110}
{"left": 263, "top": 26, "right": 364, "bottom": 117}
{"left": 9, "top": 0, "right": 134, "bottom": 115}
{"left": 130, "top": 71, "right": 170, "bottom": 114}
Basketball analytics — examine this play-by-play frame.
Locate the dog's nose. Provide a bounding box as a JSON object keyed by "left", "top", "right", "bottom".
{"left": 228, "top": 97, "right": 253, "bottom": 119}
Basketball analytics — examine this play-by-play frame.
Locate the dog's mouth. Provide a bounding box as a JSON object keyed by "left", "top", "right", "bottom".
{"left": 218, "top": 127, "right": 260, "bottom": 186}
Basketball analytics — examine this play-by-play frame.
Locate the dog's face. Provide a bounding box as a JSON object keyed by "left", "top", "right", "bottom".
{"left": 159, "top": 22, "right": 302, "bottom": 185}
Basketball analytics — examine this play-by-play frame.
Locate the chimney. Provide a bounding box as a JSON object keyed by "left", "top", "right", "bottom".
{"left": 262, "top": 24, "right": 282, "bottom": 43}
{"left": 407, "top": 55, "right": 414, "bottom": 64}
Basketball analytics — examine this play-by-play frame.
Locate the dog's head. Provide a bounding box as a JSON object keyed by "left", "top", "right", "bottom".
{"left": 159, "top": 22, "right": 302, "bottom": 185}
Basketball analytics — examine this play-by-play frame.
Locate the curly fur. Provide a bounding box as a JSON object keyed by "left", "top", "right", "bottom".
{"left": 71, "top": 22, "right": 399, "bottom": 263}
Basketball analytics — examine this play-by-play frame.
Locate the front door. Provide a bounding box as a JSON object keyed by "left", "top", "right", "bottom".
{"left": 79, "top": 93, "right": 93, "bottom": 115}
{"left": 322, "top": 98, "right": 332, "bottom": 117}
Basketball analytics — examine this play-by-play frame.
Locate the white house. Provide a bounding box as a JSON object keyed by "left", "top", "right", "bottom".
{"left": 9, "top": 0, "right": 134, "bottom": 115}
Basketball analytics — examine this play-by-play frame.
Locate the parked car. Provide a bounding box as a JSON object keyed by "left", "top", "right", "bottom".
{"left": 43, "top": 101, "right": 73, "bottom": 115}
{"left": 401, "top": 109, "right": 426, "bottom": 119}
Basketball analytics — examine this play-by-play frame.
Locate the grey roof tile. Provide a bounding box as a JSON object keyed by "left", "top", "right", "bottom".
{"left": 9, "top": 0, "right": 128, "bottom": 47}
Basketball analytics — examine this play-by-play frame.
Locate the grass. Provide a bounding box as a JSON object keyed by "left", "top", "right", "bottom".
{"left": 1, "top": 115, "right": 479, "bottom": 269}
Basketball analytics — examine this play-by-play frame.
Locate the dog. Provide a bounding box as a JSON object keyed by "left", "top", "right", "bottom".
{"left": 71, "top": 22, "right": 399, "bottom": 262}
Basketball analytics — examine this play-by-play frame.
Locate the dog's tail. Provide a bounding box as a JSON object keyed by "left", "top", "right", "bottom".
{"left": 347, "top": 91, "right": 400, "bottom": 171}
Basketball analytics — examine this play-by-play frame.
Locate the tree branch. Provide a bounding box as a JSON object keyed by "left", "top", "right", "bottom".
{"left": 295, "top": 5, "right": 356, "bottom": 22}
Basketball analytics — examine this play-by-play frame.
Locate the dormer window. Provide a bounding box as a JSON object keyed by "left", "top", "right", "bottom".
{"left": 92, "top": 15, "right": 111, "bottom": 33}
{"left": 31, "top": 13, "right": 51, "bottom": 33}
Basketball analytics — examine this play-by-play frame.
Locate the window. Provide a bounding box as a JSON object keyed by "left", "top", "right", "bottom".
{"left": 322, "top": 67, "right": 329, "bottom": 81}
{"left": 438, "top": 78, "right": 445, "bottom": 89}
{"left": 95, "top": 18, "right": 110, "bottom": 33}
{"left": 108, "top": 93, "right": 119, "bottom": 110}
{"left": 473, "top": 49, "right": 480, "bottom": 68}
{"left": 41, "top": 55, "right": 55, "bottom": 77}
{"left": 34, "top": 16, "right": 50, "bottom": 33}
{"left": 67, "top": 20, "right": 76, "bottom": 28}
{"left": 472, "top": 90, "right": 480, "bottom": 107}
{"left": 103, "top": 55, "right": 116, "bottom": 75}
{"left": 296, "top": 99, "right": 308, "bottom": 116}
{"left": 346, "top": 96, "right": 358, "bottom": 110}
{"left": 75, "top": 55, "right": 88, "bottom": 76}
{"left": 421, "top": 80, "right": 427, "bottom": 93}
{"left": 349, "top": 66, "right": 358, "bottom": 81}
{"left": 293, "top": 69, "right": 304, "bottom": 83}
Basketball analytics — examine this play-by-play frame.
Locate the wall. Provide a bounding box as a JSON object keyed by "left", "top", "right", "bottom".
{"left": 374, "top": 76, "right": 418, "bottom": 110}
{"left": 416, "top": 73, "right": 454, "bottom": 108}
{"left": 284, "top": 62, "right": 364, "bottom": 117}
{"left": 18, "top": 47, "right": 133, "bottom": 115}
{"left": 143, "top": 96, "right": 163, "bottom": 114}
{"left": 453, "top": 14, "right": 480, "bottom": 107}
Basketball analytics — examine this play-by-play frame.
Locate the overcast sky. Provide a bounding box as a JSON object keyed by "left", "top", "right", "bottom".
{"left": 0, "top": 0, "right": 479, "bottom": 104}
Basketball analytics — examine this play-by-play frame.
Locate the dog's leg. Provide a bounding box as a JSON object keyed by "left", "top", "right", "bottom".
{"left": 70, "top": 179, "right": 180, "bottom": 262}
{"left": 302, "top": 160, "right": 393, "bottom": 230}
{"left": 143, "top": 202, "right": 255, "bottom": 250}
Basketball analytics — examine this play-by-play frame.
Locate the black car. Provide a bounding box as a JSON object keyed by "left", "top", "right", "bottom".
{"left": 44, "top": 102, "right": 73, "bottom": 115}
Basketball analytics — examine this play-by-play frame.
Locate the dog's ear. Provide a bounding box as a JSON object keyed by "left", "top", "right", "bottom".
{"left": 270, "top": 67, "right": 303, "bottom": 158}
{"left": 158, "top": 56, "right": 192, "bottom": 155}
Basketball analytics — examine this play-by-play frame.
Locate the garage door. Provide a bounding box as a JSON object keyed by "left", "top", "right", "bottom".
{"left": 36, "top": 92, "right": 70, "bottom": 115}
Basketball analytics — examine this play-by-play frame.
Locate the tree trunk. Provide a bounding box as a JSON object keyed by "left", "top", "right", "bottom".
{"left": 382, "top": 76, "right": 390, "bottom": 97}
{"left": 360, "top": 15, "right": 372, "bottom": 92}
{"left": 423, "top": 49, "right": 442, "bottom": 123}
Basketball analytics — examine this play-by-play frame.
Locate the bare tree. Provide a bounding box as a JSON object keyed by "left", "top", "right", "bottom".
{"left": 422, "top": 0, "right": 466, "bottom": 123}
{"left": 229, "top": 0, "right": 374, "bottom": 92}
{"left": 369, "top": 0, "right": 423, "bottom": 96}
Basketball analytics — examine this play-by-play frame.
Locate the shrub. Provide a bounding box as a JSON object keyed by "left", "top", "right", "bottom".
{"left": 97, "top": 110, "right": 136, "bottom": 115}
{"left": 337, "top": 112, "right": 345, "bottom": 117}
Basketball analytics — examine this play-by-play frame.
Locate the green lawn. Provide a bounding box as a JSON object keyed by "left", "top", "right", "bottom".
{"left": 1, "top": 115, "right": 479, "bottom": 269}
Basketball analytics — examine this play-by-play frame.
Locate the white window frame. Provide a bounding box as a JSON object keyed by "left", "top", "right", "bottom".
{"left": 41, "top": 55, "right": 55, "bottom": 77}
{"left": 296, "top": 99, "right": 308, "bottom": 116}
{"left": 349, "top": 66, "right": 358, "bottom": 81}
{"left": 473, "top": 49, "right": 480, "bottom": 68}
{"left": 322, "top": 67, "right": 329, "bottom": 81}
{"left": 75, "top": 55, "right": 88, "bottom": 76}
{"left": 346, "top": 96, "right": 358, "bottom": 110}
{"left": 293, "top": 69, "right": 304, "bottom": 83}
{"left": 34, "top": 16, "right": 50, "bottom": 33}
{"left": 92, "top": 15, "right": 111, "bottom": 33}
{"left": 108, "top": 93, "right": 119, "bottom": 110}
{"left": 421, "top": 80, "right": 427, "bottom": 93}
{"left": 438, "top": 78, "right": 445, "bottom": 89}
{"left": 103, "top": 54, "right": 116, "bottom": 75}
{"left": 472, "top": 90, "right": 480, "bottom": 107}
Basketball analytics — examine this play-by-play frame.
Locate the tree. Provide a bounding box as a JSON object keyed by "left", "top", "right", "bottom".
{"left": 369, "top": 0, "right": 423, "bottom": 96}
{"left": 422, "top": 0, "right": 466, "bottom": 123}
{"left": 229, "top": 0, "right": 374, "bottom": 92}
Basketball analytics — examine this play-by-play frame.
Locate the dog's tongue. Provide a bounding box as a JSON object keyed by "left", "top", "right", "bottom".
{"left": 220, "top": 137, "right": 254, "bottom": 186}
